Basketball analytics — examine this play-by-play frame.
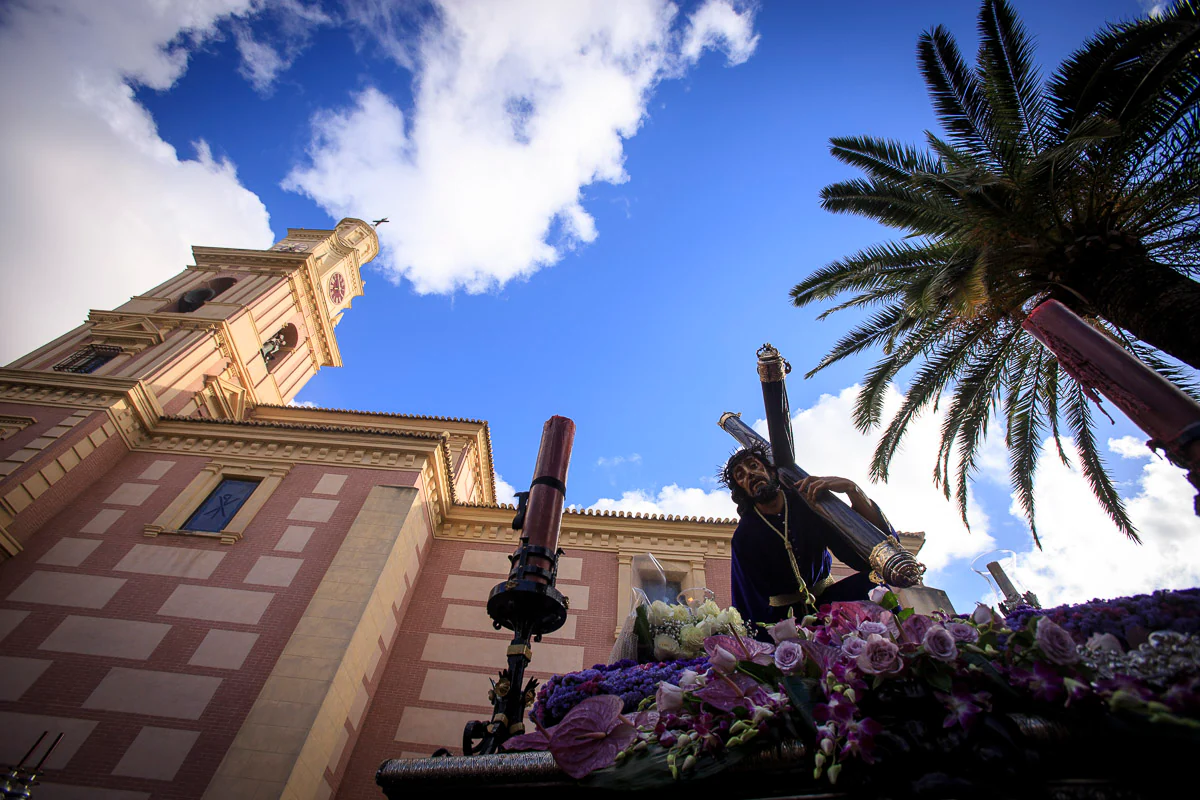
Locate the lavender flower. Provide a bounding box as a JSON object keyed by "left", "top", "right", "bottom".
{"left": 856, "top": 634, "right": 902, "bottom": 675}
{"left": 922, "top": 625, "right": 958, "bottom": 661}
{"left": 770, "top": 617, "right": 800, "bottom": 644}
{"left": 774, "top": 640, "right": 804, "bottom": 674}
{"left": 1036, "top": 617, "right": 1080, "bottom": 666}
{"left": 945, "top": 622, "right": 979, "bottom": 643}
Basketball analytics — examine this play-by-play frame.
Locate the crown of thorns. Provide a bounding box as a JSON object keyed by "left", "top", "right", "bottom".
{"left": 718, "top": 442, "right": 775, "bottom": 490}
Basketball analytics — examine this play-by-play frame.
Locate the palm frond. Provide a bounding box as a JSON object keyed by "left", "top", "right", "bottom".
{"left": 978, "top": 0, "right": 1046, "bottom": 161}
{"left": 1063, "top": 381, "right": 1140, "bottom": 541}
{"left": 918, "top": 25, "right": 999, "bottom": 165}
{"left": 828, "top": 136, "right": 944, "bottom": 183}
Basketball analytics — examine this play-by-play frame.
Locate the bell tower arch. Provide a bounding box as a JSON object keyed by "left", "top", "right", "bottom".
{"left": 5, "top": 218, "right": 378, "bottom": 416}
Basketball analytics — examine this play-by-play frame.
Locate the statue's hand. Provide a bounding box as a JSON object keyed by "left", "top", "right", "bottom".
{"left": 795, "top": 475, "right": 860, "bottom": 505}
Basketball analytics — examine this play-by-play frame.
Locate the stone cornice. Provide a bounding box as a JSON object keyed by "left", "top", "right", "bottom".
{"left": 440, "top": 502, "right": 926, "bottom": 560}
{"left": 0, "top": 369, "right": 163, "bottom": 449}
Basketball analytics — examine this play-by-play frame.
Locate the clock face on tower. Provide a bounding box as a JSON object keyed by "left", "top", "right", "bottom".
{"left": 328, "top": 273, "right": 347, "bottom": 304}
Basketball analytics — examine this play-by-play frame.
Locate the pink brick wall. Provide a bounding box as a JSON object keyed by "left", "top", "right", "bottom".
{"left": 0, "top": 451, "right": 419, "bottom": 799}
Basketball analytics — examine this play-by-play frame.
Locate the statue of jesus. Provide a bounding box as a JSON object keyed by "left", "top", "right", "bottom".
{"left": 720, "top": 444, "right": 899, "bottom": 638}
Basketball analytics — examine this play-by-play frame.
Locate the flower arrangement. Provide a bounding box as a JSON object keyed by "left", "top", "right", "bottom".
{"left": 506, "top": 590, "right": 1200, "bottom": 793}
{"left": 635, "top": 599, "right": 748, "bottom": 661}
{"left": 1003, "top": 587, "right": 1200, "bottom": 648}
{"left": 531, "top": 657, "right": 708, "bottom": 728}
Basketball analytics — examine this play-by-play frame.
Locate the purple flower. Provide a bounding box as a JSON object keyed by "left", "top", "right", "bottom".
{"left": 937, "top": 689, "right": 991, "bottom": 730}
{"left": 656, "top": 681, "right": 685, "bottom": 713}
{"left": 773, "top": 640, "right": 804, "bottom": 674}
{"left": 841, "top": 635, "right": 866, "bottom": 658}
{"left": 945, "top": 622, "right": 979, "bottom": 643}
{"left": 857, "top": 621, "right": 889, "bottom": 637}
{"left": 921, "top": 626, "right": 958, "bottom": 662}
{"left": 856, "top": 634, "right": 902, "bottom": 675}
{"left": 899, "top": 614, "right": 934, "bottom": 647}
{"left": 1035, "top": 617, "right": 1080, "bottom": 665}
{"left": 541, "top": 695, "right": 638, "bottom": 779}
{"left": 770, "top": 617, "right": 800, "bottom": 644}
{"left": 704, "top": 634, "right": 775, "bottom": 666}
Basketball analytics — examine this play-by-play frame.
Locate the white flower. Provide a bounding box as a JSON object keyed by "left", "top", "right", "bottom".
{"left": 678, "top": 669, "right": 702, "bottom": 688}
{"left": 671, "top": 604, "right": 693, "bottom": 622}
{"left": 648, "top": 600, "right": 672, "bottom": 626}
{"left": 713, "top": 610, "right": 731, "bottom": 630}
{"left": 868, "top": 586, "right": 890, "bottom": 604}
{"left": 653, "top": 634, "right": 683, "bottom": 660}
{"left": 680, "top": 624, "right": 708, "bottom": 653}
{"left": 697, "top": 599, "right": 721, "bottom": 619}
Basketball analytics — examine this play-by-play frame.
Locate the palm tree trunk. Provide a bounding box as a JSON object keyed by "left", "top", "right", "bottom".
{"left": 1059, "top": 259, "right": 1200, "bottom": 371}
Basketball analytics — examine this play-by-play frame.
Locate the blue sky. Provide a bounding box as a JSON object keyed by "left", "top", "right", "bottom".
{"left": 2, "top": 0, "right": 1195, "bottom": 614}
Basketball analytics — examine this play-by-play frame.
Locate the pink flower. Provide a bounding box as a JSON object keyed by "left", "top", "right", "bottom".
{"left": 1035, "top": 617, "right": 1080, "bottom": 665}
{"left": 709, "top": 645, "right": 738, "bottom": 674}
{"left": 774, "top": 640, "right": 804, "bottom": 674}
{"left": 678, "top": 669, "right": 702, "bottom": 688}
{"left": 655, "top": 681, "right": 685, "bottom": 713}
{"left": 1086, "top": 632, "right": 1124, "bottom": 654}
{"left": 856, "top": 634, "right": 902, "bottom": 675}
{"left": 921, "top": 625, "right": 958, "bottom": 662}
{"left": 703, "top": 634, "right": 775, "bottom": 667}
{"left": 770, "top": 617, "right": 800, "bottom": 644}
{"left": 857, "top": 621, "right": 889, "bottom": 637}
{"left": 972, "top": 604, "right": 996, "bottom": 626}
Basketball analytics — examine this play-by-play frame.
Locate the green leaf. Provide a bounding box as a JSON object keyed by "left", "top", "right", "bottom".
{"left": 926, "top": 667, "right": 953, "bottom": 694}
{"left": 897, "top": 607, "right": 916, "bottom": 622}
{"left": 780, "top": 676, "right": 819, "bottom": 737}
{"left": 879, "top": 590, "right": 900, "bottom": 611}
{"left": 585, "top": 743, "right": 755, "bottom": 790}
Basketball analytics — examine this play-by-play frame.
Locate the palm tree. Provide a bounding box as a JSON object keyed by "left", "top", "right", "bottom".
{"left": 791, "top": 0, "right": 1199, "bottom": 544}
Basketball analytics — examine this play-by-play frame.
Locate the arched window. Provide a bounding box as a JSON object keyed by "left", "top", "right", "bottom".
{"left": 162, "top": 277, "right": 237, "bottom": 313}
{"left": 260, "top": 323, "right": 299, "bottom": 371}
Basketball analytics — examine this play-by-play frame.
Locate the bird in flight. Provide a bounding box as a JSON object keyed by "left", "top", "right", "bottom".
{"left": 372, "top": 218, "right": 389, "bottom": 227}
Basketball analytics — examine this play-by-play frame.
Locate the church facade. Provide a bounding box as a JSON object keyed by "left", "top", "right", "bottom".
{"left": 0, "top": 220, "right": 923, "bottom": 800}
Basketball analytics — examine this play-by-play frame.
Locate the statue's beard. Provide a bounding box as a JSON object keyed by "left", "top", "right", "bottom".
{"left": 750, "top": 474, "right": 781, "bottom": 504}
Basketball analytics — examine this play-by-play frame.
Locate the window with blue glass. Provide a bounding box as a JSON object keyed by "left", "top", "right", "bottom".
{"left": 182, "top": 478, "right": 261, "bottom": 532}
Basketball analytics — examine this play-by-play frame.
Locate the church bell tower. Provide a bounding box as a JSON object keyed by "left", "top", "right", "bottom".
{"left": 5, "top": 218, "right": 378, "bottom": 416}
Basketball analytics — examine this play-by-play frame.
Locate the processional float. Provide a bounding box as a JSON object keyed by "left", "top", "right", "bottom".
{"left": 719, "top": 343, "right": 954, "bottom": 614}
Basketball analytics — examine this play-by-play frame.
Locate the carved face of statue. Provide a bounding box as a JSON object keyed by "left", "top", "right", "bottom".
{"left": 731, "top": 456, "right": 780, "bottom": 505}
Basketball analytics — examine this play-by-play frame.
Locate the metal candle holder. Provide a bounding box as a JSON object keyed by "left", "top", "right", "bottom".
{"left": 462, "top": 416, "right": 575, "bottom": 756}
{"left": 1, "top": 731, "right": 63, "bottom": 799}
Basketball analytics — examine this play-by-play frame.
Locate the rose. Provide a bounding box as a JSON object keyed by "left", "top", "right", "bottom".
{"left": 678, "top": 669, "right": 702, "bottom": 688}
{"left": 972, "top": 604, "right": 997, "bottom": 626}
{"left": 774, "top": 640, "right": 804, "bottom": 674}
{"left": 679, "top": 624, "right": 708, "bottom": 653}
{"left": 922, "top": 625, "right": 958, "bottom": 662}
{"left": 856, "top": 634, "right": 902, "bottom": 675}
{"left": 868, "top": 585, "right": 890, "bottom": 604}
{"left": 656, "top": 681, "right": 686, "bottom": 713}
{"left": 653, "top": 634, "right": 683, "bottom": 661}
{"left": 946, "top": 622, "right": 979, "bottom": 643}
{"left": 841, "top": 634, "right": 866, "bottom": 658}
{"left": 1036, "top": 617, "right": 1080, "bottom": 665}
{"left": 697, "top": 599, "right": 721, "bottom": 619}
{"left": 648, "top": 600, "right": 672, "bottom": 626}
{"left": 709, "top": 645, "right": 739, "bottom": 674}
{"left": 1086, "top": 632, "right": 1124, "bottom": 654}
{"left": 671, "top": 604, "right": 693, "bottom": 622}
{"left": 858, "top": 621, "right": 889, "bottom": 637}
{"left": 770, "top": 617, "right": 800, "bottom": 644}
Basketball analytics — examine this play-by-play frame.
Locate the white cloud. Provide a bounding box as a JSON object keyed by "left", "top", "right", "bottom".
{"left": 233, "top": 1, "right": 332, "bottom": 95}
{"left": 589, "top": 484, "right": 737, "bottom": 520}
{"left": 0, "top": 0, "right": 274, "bottom": 364}
{"left": 681, "top": 0, "right": 760, "bottom": 65}
{"left": 598, "top": 453, "right": 642, "bottom": 467}
{"left": 494, "top": 473, "right": 518, "bottom": 506}
{"left": 285, "top": 0, "right": 759, "bottom": 295}
{"left": 1008, "top": 435, "right": 1200, "bottom": 607}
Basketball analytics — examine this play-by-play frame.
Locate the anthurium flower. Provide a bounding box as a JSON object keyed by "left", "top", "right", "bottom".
{"left": 545, "top": 695, "right": 637, "bottom": 779}
{"left": 704, "top": 633, "right": 775, "bottom": 666}
{"left": 693, "top": 672, "right": 760, "bottom": 713}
